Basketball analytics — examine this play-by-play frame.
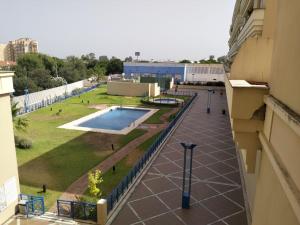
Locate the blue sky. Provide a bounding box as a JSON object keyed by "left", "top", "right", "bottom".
{"left": 0, "top": 0, "right": 235, "bottom": 61}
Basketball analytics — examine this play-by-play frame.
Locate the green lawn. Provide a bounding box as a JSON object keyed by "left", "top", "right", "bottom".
{"left": 83, "top": 131, "right": 162, "bottom": 203}
{"left": 144, "top": 108, "right": 172, "bottom": 124}
{"left": 16, "top": 86, "right": 179, "bottom": 209}
{"left": 16, "top": 86, "right": 146, "bottom": 209}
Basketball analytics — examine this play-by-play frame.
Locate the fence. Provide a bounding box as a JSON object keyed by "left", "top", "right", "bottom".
{"left": 106, "top": 92, "right": 197, "bottom": 213}
{"left": 165, "top": 89, "right": 195, "bottom": 96}
{"left": 57, "top": 199, "right": 97, "bottom": 222}
{"left": 15, "top": 83, "right": 100, "bottom": 115}
{"left": 13, "top": 80, "right": 84, "bottom": 108}
{"left": 19, "top": 194, "right": 45, "bottom": 217}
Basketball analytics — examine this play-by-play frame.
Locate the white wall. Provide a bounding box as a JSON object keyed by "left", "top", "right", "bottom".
{"left": 13, "top": 80, "right": 84, "bottom": 108}
{"left": 185, "top": 64, "right": 225, "bottom": 82}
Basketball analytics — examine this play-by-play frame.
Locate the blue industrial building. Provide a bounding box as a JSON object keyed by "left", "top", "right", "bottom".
{"left": 123, "top": 62, "right": 225, "bottom": 83}
{"left": 124, "top": 62, "right": 186, "bottom": 82}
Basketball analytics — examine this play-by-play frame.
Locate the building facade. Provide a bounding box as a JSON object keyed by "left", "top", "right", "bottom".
{"left": 123, "top": 62, "right": 225, "bottom": 83}
{"left": 226, "top": 0, "right": 300, "bottom": 225}
{"left": 0, "top": 38, "right": 38, "bottom": 62}
{"left": 185, "top": 63, "right": 225, "bottom": 83}
{"left": 0, "top": 44, "right": 8, "bottom": 61}
{"left": 0, "top": 72, "right": 20, "bottom": 224}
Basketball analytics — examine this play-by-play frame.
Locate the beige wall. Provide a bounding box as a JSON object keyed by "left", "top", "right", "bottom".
{"left": 0, "top": 44, "right": 7, "bottom": 61}
{"left": 252, "top": 151, "right": 299, "bottom": 225}
{"left": 107, "top": 81, "right": 160, "bottom": 97}
{"left": 227, "top": 0, "right": 300, "bottom": 224}
{"left": 261, "top": 0, "right": 277, "bottom": 39}
{"left": 229, "top": 37, "right": 273, "bottom": 83}
{"left": 0, "top": 73, "right": 20, "bottom": 224}
{"left": 269, "top": 0, "right": 300, "bottom": 114}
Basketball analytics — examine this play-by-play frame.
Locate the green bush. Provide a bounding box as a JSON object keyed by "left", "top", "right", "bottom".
{"left": 17, "top": 138, "right": 32, "bottom": 149}
{"left": 14, "top": 135, "right": 21, "bottom": 146}
{"left": 72, "top": 88, "right": 84, "bottom": 95}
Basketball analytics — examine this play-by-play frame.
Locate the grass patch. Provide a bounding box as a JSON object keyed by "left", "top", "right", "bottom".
{"left": 17, "top": 85, "right": 179, "bottom": 208}
{"left": 83, "top": 131, "right": 162, "bottom": 203}
{"left": 17, "top": 86, "right": 146, "bottom": 209}
{"left": 143, "top": 108, "right": 172, "bottom": 124}
{"left": 137, "top": 132, "right": 162, "bottom": 152}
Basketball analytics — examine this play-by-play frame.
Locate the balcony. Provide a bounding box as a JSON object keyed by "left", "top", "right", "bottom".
{"left": 0, "top": 72, "right": 14, "bottom": 95}
{"left": 225, "top": 76, "right": 269, "bottom": 172}
{"left": 228, "top": 8, "right": 265, "bottom": 58}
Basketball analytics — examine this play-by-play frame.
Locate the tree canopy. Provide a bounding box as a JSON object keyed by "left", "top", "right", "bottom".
{"left": 179, "top": 59, "right": 191, "bottom": 63}
{"left": 12, "top": 53, "right": 124, "bottom": 96}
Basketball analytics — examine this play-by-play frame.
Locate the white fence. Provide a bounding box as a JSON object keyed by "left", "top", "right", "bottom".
{"left": 13, "top": 80, "right": 84, "bottom": 108}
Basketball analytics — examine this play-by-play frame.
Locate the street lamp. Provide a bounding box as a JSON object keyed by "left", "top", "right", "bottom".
{"left": 180, "top": 142, "right": 197, "bottom": 209}
{"left": 207, "top": 89, "right": 213, "bottom": 113}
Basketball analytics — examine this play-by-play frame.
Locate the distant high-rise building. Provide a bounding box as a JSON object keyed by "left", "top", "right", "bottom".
{"left": 0, "top": 38, "right": 38, "bottom": 62}
{"left": 0, "top": 44, "right": 8, "bottom": 62}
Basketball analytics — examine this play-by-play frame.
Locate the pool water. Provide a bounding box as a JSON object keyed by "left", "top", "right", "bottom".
{"left": 78, "top": 108, "right": 150, "bottom": 130}
{"left": 153, "top": 98, "right": 178, "bottom": 104}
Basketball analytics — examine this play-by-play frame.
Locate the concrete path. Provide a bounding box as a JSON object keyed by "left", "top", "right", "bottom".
{"left": 110, "top": 90, "right": 248, "bottom": 225}
{"left": 4, "top": 212, "right": 93, "bottom": 225}
{"left": 49, "top": 107, "right": 178, "bottom": 211}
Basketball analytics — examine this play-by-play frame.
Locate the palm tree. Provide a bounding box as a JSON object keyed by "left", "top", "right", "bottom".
{"left": 11, "top": 101, "right": 29, "bottom": 131}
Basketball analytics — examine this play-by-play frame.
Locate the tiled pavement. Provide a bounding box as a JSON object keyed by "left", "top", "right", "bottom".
{"left": 110, "top": 89, "right": 248, "bottom": 225}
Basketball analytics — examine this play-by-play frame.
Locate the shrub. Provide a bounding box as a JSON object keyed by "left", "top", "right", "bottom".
{"left": 14, "top": 135, "right": 21, "bottom": 146}
{"left": 17, "top": 138, "right": 32, "bottom": 149}
{"left": 72, "top": 88, "right": 84, "bottom": 96}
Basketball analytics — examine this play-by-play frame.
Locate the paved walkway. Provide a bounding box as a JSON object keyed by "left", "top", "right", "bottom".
{"left": 4, "top": 212, "right": 93, "bottom": 225}
{"left": 110, "top": 90, "right": 248, "bottom": 225}
{"left": 50, "top": 107, "right": 178, "bottom": 211}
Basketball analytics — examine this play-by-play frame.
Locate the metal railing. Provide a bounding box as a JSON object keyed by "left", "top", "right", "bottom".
{"left": 19, "top": 194, "right": 45, "bottom": 217}
{"left": 165, "top": 90, "right": 195, "bottom": 96}
{"left": 16, "top": 84, "right": 100, "bottom": 115}
{"left": 106, "top": 92, "right": 197, "bottom": 213}
{"left": 57, "top": 199, "right": 97, "bottom": 222}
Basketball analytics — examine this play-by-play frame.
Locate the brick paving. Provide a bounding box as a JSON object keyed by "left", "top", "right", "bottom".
{"left": 110, "top": 89, "right": 248, "bottom": 225}
{"left": 4, "top": 213, "right": 91, "bottom": 225}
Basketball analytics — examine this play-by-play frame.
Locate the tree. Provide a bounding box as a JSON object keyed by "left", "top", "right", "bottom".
{"left": 30, "top": 69, "right": 59, "bottom": 89}
{"left": 199, "top": 56, "right": 221, "bottom": 64}
{"left": 60, "top": 56, "right": 87, "bottom": 83}
{"left": 38, "top": 54, "right": 57, "bottom": 75}
{"left": 88, "top": 170, "right": 103, "bottom": 198}
{"left": 99, "top": 55, "right": 109, "bottom": 62}
{"left": 81, "top": 53, "right": 98, "bottom": 70}
{"left": 124, "top": 56, "right": 133, "bottom": 62}
{"left": 217, "top": 56, "right": 226, "bottom": 64}
{"left": 179, "top": 59, "right": 191, "bottom": 63}
{"left": 17, "top": 53, "right": 44, "bottom": 72}
{"left": 11, "top": 101, "right": 29, "bottom": 131}
{"left": 13, "top": 76, "right": 39, "bottom": 96}
{"left": 106, "top": 58, "right": 123, "bottom": 75}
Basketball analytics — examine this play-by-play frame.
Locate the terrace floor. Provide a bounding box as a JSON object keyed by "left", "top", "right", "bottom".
{"left": 110, "top": 89, "right": 249, "bottom": 225}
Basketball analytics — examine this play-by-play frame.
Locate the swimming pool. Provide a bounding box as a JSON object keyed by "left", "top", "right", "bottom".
{"left": 79, "top": 108, "right": 149, "bottom": 130}
{"left": 59, "top": 106, "right": 157, "bottom": 134}
{"left": 151, "top": 97, "right": 184, "bottom": 105}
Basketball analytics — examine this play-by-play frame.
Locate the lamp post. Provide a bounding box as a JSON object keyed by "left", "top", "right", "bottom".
{"left": 207, "top": 89, "right": 212, "bottom": 113}
{"left": 24, "top": 88, "right": 29, "bottom": 113}
{"left": 180, "top": 142, "right": 197, "bottom": 209}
